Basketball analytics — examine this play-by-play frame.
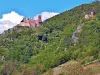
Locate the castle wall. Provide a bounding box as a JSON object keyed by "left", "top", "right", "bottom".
{"left": 20, "top": 22, "right": 30, "bottom": 27}
{"left": 29, "top": 19, "right": 36, "bottom": 27}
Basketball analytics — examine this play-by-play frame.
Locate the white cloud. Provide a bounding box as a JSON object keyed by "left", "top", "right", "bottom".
{"left": 0, "top": 11, "right": 23, "bottom": 24}
{"left": 34, "top": 12, "right": 59, "bottom": 21}
{"left": 0, "top": 11, "right": 24, "bottom": 34}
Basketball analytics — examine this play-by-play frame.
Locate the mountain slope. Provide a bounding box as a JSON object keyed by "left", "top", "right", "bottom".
{"left": 0, "top": 2, "right": 100, "bottom": 75}
{"left": 43, "top": 61, "right": 100, "bottom": 75}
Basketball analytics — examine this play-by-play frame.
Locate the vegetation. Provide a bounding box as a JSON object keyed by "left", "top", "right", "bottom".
{"left": 0, "top": 2, "right": 100, "bottom": 75}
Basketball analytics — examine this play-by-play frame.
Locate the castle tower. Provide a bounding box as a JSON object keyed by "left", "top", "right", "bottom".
{"left": 90, "top": 11, "right": 94, "bottom": 18}
{"left": 38, "top": 15, "right": 42, "bottom": 23}
{"left": 29, "top": 19, "right": 36, "bottom": 27}
{"left": 23, "top": 18, "right": 27, "bottom": 22}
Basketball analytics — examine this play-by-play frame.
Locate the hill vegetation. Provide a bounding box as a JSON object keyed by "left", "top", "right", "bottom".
{"left": 0, "top": 2, "right": 100, "bottom": 75}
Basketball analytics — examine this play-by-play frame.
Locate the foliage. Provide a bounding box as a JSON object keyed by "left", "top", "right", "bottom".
{"left": 0, "top": 2, "right": 100, "bottom": 75}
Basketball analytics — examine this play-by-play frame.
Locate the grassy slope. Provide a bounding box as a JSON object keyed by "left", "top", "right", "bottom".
{"left": 43, "top": 61, "right": 100, "bottom": 75}
{"left": 0, "top": 2, "right": 100, "bottom": 75}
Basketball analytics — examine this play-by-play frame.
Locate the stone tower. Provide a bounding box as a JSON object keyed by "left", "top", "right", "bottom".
{"left": 90, "top": 11, "right": 94, "bottom": 18}
{"left": 38, "top": 15, "right": 42, "bottom": 23}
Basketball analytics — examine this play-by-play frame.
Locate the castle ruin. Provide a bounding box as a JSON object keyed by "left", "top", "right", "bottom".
{"left": 20, "top": 15, "right": 42, "bottom": 27}
{"left": 85, "top": 11, "right": 94, "bottom": 19}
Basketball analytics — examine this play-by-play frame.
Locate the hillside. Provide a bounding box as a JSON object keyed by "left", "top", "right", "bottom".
{"left": 43, "top": 61, "right": 100, "bottom": 75}
{"left": 0, "top": 2, "right": 100, "bottom": 75}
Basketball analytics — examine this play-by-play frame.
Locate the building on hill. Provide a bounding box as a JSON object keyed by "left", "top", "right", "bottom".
{"left": 20, "top": 15, "right": 42, "bottom": 27}
{"left": 85, "top": 11, "right": 94, "bottom": 19}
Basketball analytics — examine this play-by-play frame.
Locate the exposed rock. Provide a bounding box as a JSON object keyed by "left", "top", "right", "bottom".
{"left": 72, "top": 23, "right": 84, "bottom": 45}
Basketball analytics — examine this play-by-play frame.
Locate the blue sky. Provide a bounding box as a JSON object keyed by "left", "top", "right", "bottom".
{"left": 0, "top": 0, "right": 93, "bottom": 18}
{"left": 0, "top": 0, "right": 94, "bottom": 34}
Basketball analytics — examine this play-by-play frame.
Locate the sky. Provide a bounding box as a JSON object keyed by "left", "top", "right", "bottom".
{"left": 0, "top": 0, "right": 94, "bottom": 33}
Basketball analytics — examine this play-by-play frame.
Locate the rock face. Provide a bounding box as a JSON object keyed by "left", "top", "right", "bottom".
{"left": 72, "top": 11, "right": 95, "bottom": 45}
{"left": 72, "top": 23, "right": 84, "bottom": 45}
{"left": 20, "top": 15, "right": 42, "bottom": 27}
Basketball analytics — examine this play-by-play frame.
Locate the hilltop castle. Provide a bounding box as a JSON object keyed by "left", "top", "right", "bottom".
{"left": 85, "top": 11, "right": 94, "bottom": 19}
{"left": 20, "top": 15, "right": 42, "bottom": 27}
